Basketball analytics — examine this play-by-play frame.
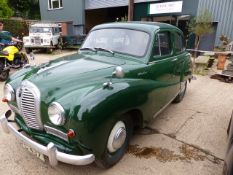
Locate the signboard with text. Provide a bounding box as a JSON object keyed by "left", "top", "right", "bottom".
{"left": 149, "top": 1, "right": 183, "bottom": 14}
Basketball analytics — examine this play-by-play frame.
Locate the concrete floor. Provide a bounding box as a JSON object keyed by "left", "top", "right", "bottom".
{"left": 0, "top": 51, "right": 232, "bottom": 175}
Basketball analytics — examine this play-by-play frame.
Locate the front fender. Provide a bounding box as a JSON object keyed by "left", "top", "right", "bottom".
{"left": 60, "top": 78, "right": 165, "bottom": 158}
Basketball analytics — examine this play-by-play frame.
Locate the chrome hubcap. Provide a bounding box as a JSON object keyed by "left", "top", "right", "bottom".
{"left": 107, "top": 121, "right": 126, "bottom": 153}
{"left": 112, "top": 127, "right": 126, "bottom": 150}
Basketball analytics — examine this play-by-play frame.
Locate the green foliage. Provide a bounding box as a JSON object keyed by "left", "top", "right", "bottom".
{"left": 188, "top": 9, "right": 213, "bottom": 50}
{"left": 0, "top": 18, "right": 28, "bottom": 38}
{"left": 219, "top": 34, "right": 231, "bottom": 51}
{"left": 8, "top": 0, "right": 29, "bottom": 13}
{"left": 28, "top": 0, "right": 41, "bottom": 19}
{"left": 116, "top": 15, "right": 128, "bottom": 22}
{"left": 188, "top": 10, "right": 213, "bottom": 37}
{"left": 0, "top": 0, "right": 13, "bottom": 18}
{"left": 120, "top": 15, "right": 128, "bottom": 22}
{"left": 8, "top": 0, "right": 40, "bottom": 19}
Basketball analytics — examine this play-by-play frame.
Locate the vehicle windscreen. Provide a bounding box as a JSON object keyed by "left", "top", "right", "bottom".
{"left": 30, "top": 27, "right": 52, "bottom": 33}
{"left": 81, "top": 28, "right": 150, "bottom": 57}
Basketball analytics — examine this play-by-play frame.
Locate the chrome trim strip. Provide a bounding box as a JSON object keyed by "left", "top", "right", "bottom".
{"left": 9, "top": 104, "right": 20, "bottom": 114}
{"left": 37, "top": 61, "right": 68, "bottom": 74}
{"left": 0, "top": 111, "right": 95, "bottom": 166}
{"left": 44, "top": 125, "right": 68, "bottom": 142}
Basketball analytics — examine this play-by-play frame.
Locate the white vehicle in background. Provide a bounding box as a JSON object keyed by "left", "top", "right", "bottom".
{"left": 23, "top": 23, "right": 62, "bottom": 53}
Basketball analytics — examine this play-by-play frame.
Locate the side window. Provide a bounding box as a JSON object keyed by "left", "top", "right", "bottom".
{"left": 52, "top": 28, "right": 55, "bottom": 35}
{"left": 154, "top": 35, "right": 160, "bottom": 56}
{"left": 153, "top": 32, "right": 171, "bottom": 57}
{"left": 54, "top": 27, "right": 60, "bottom": 34}
{"left": 174, "top": 33, "right": 184, "bottom": 53}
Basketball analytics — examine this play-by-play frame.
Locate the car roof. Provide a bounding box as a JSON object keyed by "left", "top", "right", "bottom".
{"left": 92, "top": 21, "right": 181, "bottom": 34}
{"left": 31, "top": 23, "right": 60, "bottom": 28}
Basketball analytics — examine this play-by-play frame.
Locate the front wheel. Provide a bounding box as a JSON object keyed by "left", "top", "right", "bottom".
{"left": 173, "top": 80, "right": 187, "bottom": 103}
{"left": 21, "top": 53, "right": 29, "bottom": 65}
{"left": 0, "top": 70, "right": 9, "bottom": 81}
{"left": 0, "top": 60, "right": 9, "bottom": 81}
{"left": 25, "top": 48, "right": 32, "bottom": 54}
{"left": 96, "top": 115, "right": 133, "bottom": 168}
{"left": 47, "top": 48, "right": 53, "bottom": 54}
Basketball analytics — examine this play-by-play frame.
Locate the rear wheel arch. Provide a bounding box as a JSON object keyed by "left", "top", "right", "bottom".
{"left": 180, "top": 54, "right": 192, "bottom": 82}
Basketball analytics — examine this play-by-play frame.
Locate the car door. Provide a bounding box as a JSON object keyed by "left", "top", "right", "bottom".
{"left": 172, "top": 31, "right": 187, "bottom": 92}
{"left": 146, "top": 30, "right": 179, "bottom": 116}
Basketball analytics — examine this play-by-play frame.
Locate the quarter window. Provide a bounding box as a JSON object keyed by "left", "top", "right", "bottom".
{"left": 175, "top": 33, "right": 184, "bottom": 53}
{"left": 153, "top": 32, "right": 171, "bottom": 57}
{"left": 48, "top": 0, "right": 63, "bottom": 10}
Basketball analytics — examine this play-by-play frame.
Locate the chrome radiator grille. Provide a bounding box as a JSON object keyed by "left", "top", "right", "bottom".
{"left": 17, "top": 81, "right": 43, "bottom": 130}
{"left": 34, "top": 37, "right": 41, "bottom": 45}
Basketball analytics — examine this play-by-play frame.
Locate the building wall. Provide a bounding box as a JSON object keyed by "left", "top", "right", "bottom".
{"left": 197, "top": 0, "right": 233, "bottom": 46}
{"left": 85, "top": 0, "right": 160, "bottom": 10}
{"left": 134, "top": 0, "right": 199, "bottom": 21}
{"left": 39, "top": 0, "right": 85, "bottom": 25}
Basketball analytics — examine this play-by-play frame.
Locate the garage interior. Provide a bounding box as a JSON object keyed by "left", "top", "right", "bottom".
{"left": 85, "top": 6, "right": 128, "bottom": 33}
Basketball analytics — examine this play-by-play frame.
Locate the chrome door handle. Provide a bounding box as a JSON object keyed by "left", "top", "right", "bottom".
{"left": 172, "top": 58, "right": 178, "bottom": 62}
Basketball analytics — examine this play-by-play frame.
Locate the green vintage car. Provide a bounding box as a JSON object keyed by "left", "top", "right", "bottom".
{"left": 1, "top": 22, "right": 192, "bottom": 168}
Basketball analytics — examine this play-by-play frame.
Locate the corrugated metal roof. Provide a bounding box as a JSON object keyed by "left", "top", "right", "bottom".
{"left": 198, "top": 0, "right": 233, "bottom": 45}
{"left": 85, "top": 0, "right": 160, "bottom": 10}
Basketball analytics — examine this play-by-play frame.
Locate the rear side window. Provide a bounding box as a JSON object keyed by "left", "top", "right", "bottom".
{"left": 153, "top": 32, "right": 171, "bottom": 57}
{"left": 174, "top": 33, "right": 184, "bottom": 53}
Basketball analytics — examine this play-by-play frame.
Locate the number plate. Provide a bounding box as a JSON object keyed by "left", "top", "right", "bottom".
{"left": 22, "top": 143, "right": 45, "bottom": 162}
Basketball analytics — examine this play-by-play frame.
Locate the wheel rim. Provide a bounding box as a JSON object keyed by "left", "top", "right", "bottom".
{"left": 107, "top": 121, "right": 126, "bottom": 153}
{"left": 0, "top": 71, "right": 8, "bottom": 80}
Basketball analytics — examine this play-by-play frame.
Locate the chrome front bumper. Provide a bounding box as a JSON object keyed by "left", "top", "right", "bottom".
{"left": 0, "top": 110, "right": 95, "bottom": 166}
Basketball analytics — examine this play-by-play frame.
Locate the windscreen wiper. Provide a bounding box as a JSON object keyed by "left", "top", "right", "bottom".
{"left": 79, "top": 47, "right": 96, "bottom": 52}
{"left": 94, "top": 47, "right": 114, "bottom": 55}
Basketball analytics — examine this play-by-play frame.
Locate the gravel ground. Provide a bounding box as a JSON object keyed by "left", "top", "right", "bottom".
{"left": 0, "top": 51, "right": 232, "bottom": 175}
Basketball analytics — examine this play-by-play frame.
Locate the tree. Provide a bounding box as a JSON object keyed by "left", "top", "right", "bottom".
{"left": 28, "top": 0, "right": 41, "bottom": 19}
{"left": 188, "top": 9, "right": 214, "bottom": 53}
{"left": 8, "top": 0, "right": 40, "bottom": 19}
{"left": 0, "top": 0, "right": 13, "bottom": 18}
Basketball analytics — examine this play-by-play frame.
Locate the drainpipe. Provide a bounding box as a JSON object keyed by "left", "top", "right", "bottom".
{"left": 128, "top": 0, "right": 134, "bottom": 21}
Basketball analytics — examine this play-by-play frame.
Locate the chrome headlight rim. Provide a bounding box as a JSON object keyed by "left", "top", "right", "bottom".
{"left": 48, "top": 102, "right": 66, "bottom": 126}
{"left": 4, "top": 83, "right": 15, "bottom": 101}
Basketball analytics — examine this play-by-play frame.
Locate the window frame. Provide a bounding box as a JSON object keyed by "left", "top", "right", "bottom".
{"left": 174, "top": 32, "right": 185, "bottom": 54}
{"left": 48, "top": 0, "right": 63, "bottom": 10}
{"left": 152, "top": 31, "right": 173, "bottom": 61}
{"left": 81, "top": 28, "right": 152, "bottom": 58}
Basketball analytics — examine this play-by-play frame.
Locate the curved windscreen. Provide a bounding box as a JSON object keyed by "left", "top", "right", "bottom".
{"left": 82, "top": 28, "right": 150, "bottom": 57}
{"left": 30, "top": 27, "right": 52, "bottom": 33}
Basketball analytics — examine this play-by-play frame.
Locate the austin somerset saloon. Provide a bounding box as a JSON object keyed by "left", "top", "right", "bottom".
{"left": 0, "top": 22, "right": 192, "bottom": 168}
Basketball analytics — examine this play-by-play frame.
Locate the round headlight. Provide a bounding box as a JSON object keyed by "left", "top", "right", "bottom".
{"left": 48, "top": 102, "right": 66, "bottom": 126}
{"left": 4, "top": 84, "right": 15, "bottom": 101}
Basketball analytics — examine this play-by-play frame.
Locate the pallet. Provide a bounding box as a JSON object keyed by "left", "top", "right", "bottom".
{"left": 211, "top": 72, "right": 233, "bottom": 83}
